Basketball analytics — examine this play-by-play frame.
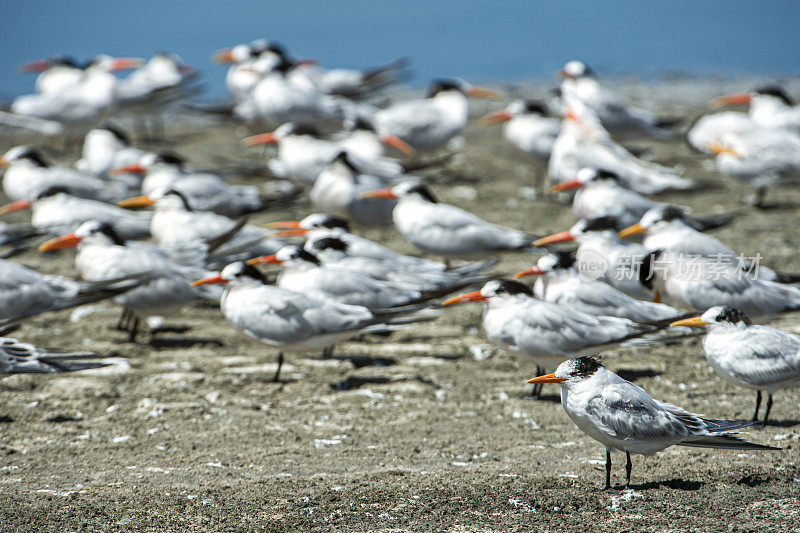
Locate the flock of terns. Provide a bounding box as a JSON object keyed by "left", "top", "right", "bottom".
{"left": 2, "top": 38, "right": 800, "bottom": 490}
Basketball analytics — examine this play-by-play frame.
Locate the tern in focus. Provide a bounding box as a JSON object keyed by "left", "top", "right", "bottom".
{"left": 671, "top": 306, "right": 800, "bottom": 424}
{"left": 528, "top": 356, "right": 779, "bottom": 489}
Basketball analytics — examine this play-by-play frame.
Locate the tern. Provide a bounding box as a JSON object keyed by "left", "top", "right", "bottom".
{"left": 0, "top": 337, "right": 112, "bottom": 374}
{"left": 514, "top": 251, "right": 682, "bottom": 322}
{"left": 713, "top": 85, "right": 800, "bottom": 132}
{"left": 528, "top": 356, "right": 778, "bottom": 489}
{"left": 480, "top": 99, "right": 561, "bottom": 163}
{"left": 558, "top": 60, "right": 678, "bottom": 139}
{"left": 192, "top": 261, "right": 427, "bottom": 381}
{"left": 671, "top": 306, "right": 800, "bottom": 424}
{"left": 361, "top": 181, "right": 535, "bottom": 260}
{"left": 442, "top": 279, "right": 672, "bottom": 396}
{"left": 371, "top": 79, "right": 499, "bottom": 152}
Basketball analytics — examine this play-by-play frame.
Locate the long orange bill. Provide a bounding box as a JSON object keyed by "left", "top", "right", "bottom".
{"left": 533, "top": 230, "right": 575, "bottom": 247}
{"left": 467, "top": 86, "right": 501, "bottom": 100}
{"left": 110, "top": 163, "right": 146, "bottom": 175}
{"left": 557, "top": 69, "right": 572, "bottom": 79}
{"left": 263, "top": 220, "right": 301, "bottom": 229}
{"left": 109, "top": 58, "right": 144, "bottom": 72}
{"left": 213, "top": 49, "right": 235, "bottom": 64}
{"left": 480, "top": 110, "right": 513, "bottom": 125}
{"left": 270, "top": 229, "right": 311, "bottom": 238}
{"left": 296, "top": 58, "right": 319, "bottom": 66}
{"left": 526, "top": 373, "right": 567, "bottom": 384}
{"left": 359, "top": 188, "right": 398, "bottom": 200}
{"left": 39, "top": 233, "right": 82, "bottom": 252}
{"left": 118, "top": 195, "right": 155, "bottom": 208}
{"left": 618, "top": 222, "right": 646, "bottom": 239}
{"left": 550, "top": 179, "right": 583, "bottom": 193}
{"left": 514, "top": 266, "right": 545, "bottom": 279}
{"left": 707, "top": 143, "right": 741, "bottom": 158}
{"left": 0, "top": 199, "right": 32, "bottom": 215}
{"left": 669, "top": 316, "right": 709, "bottom": 328}
{"left": 190, "top": 274, "right": 227, "bottom": 287}
{"left": 441, "top": 291, "right": 489, "bottom": 306}
{"left": 380, "top": 134, "right": 414, "bottom": 155}
{"left": 18, "top": 59, "right": 51, "bottom": 73}
{"left": 246, "top": 254, "right": 283, "bottom": 266}
{"left": 243, "top": 132, "right": 278, "bottom": 146}
{"left": 712, "top": 92, "right": 751, "bottom": 108}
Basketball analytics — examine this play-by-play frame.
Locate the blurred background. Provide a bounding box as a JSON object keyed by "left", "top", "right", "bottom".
{"left": 3, "top": 0, "right": 799, "bottom": 99}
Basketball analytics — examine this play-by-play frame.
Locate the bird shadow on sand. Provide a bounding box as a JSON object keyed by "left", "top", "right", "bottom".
{"left": 0, "top": 415, "right": 13, "bottom": 423}
{"left": 627, "top": 478, "right": 705, "bottom": 491}
{"left": 148, "top": 336, "right": 225, "bottom": 349}
{"left": 754, "top": 200, "right": 799, "bottom": 211}
{"left": 615, "top": 368, "right": 662, "bottom": 382}
{"left": 330, "top": 374, "right": 440, "bottom": 392}
{"left": 764, "top": 419, "right": 800, "bottom": 428}
{"left": 518, "top": 392, "right": 561, "bottom": 403}
{"left": 324, "top": 354, "right": 398, "bottom": 368}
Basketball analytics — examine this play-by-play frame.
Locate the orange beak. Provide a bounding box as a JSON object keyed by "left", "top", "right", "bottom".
{"left": 550, "top": 179, "right": 583, "bottom": 193}
{"left": 526, "top": 373, "right": 567, "bottom": 384}
{"left": 110, "top": 163, "right": 146, "bottom": 175}
{"left": 441, "top": 290, "right": 489, "bottom": 306}
{"left": 514, "top": 266, "right": 545, "bottom": 279}
{"left": 565, "top": 110, "right": 580, "bottom": 123}
{"left": 708, "top": 143, "right": 741, "bottom": 158}
{"left": 190, "top": 274, "right": 227, "bottom": 287}
{"left": 271, "top": 229, "right": 311, "bottom": 237}
{"left": 480, "top": 110, "right": 513, "bottom": 125}
{"left": 467, "top": 86, "right": 501, "bottom": 100}
{"left": 669, "top": 316, "right": 710, "bottom": 328}
{"left": 243, "top": 132, "right": 279, "bottom": 146}
{"left": 118, "top": 195, "right": 156, "bottom": 208}
{"left": 380, "top": 134, "right": 414, "bottom": 156}
{"left": 0, "top": 199, "right": 32, "bottom": 216}
{"left": 109, "top": 57, "right": 144, "bottom": 72}
{"left": 0, "top": 157, "right": 7, "bottom": 168}
{"left": 618, "top": 222, "right": 646, "bottom": 239}
{"left": 246, "top": 254, "right": 283, "bottom": 266}
{"left": 39, "top": 233, "right": 82, "bottom": 252}
{"left": 712, "top": 92, "right": 751, "bottom": 108}
{"left": 557, "top": 69, "right": 573, "bottom": 79}
{"left": 18, "top": 59, "right": 51, "bottom": 73}
{"left": 263, "top": 220, "right": 301, "bottom": 229}
{"left": 296, "top": 58, "right": 319, "bottom": 66}
{"left": 359, "top": 188, "right": 398, "bottom": 200}
{"left": 533, "top": 230, "right": 575, "bottom": 247}
{"left": 213, "top": 49, "right": 235, "bottom": 64}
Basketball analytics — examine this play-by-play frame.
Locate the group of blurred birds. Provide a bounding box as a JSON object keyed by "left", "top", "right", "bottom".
{"left": 2, "top": 38, "right": 800, "bottom": 489}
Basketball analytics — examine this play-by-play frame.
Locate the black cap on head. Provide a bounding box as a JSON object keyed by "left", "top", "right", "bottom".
{"left": 100, "top": 124, "right": 131, "bottom": 146}
{"left": 568, "top": 356, "right": 602, "bottom": 378}
{"left": 523, "top": 100, "right": 548, "bottom": 115}
{"left": 156, "top": 152, "right": 186, "bottom": 166}
{"left": 404, "top": 183, "right": 438, "bottom": 203}
{"left": 427, "top": 79, "right": 463, "bottom": 98}
{"left": 163, "top": 188, "right": 194, "bottom": 211}
{"left": 713, "top": 305, "right": 752, "bottom": 325}
{"left": 492, "top": 278, "right": 534, "bottom": 297}
{"left": 95, "top": 222, "right": 126, "bottom": 246}
{"left": 18, "top": 147, "right": 49, "bottom": 167}
{"left": 35, "top": 185, "right": 72, "bottom": 200}
{"left": 754, "top": 85, "right": 794, "bottom": 106}
{"left": 583, "top": 216, "right": 620, "bottom": 232}
{"left": 332, "top": 151, "right": 358, "bottom": 173}
{"left": 311, "top": 236, "right": 349, "bottom": 253}
{"left": 553, "top": 250, "right": 576, "bottom": 270}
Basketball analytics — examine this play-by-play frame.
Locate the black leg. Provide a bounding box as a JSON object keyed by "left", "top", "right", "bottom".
{"left": 752, "top": 390, "right": 762, "bottom": 421}
{"left": 764, "top": 393, "right": 773, "bottom": 425}
{"left": 116, "top": 308, "right": 132, "bottom": 331}
{"left": 605, "top": 449, "right": 612, "bottom": 490}
{"left": 127, "top": 315, "right": 141, "bottom": 343}
{"left": 530, "top": 365, "right": 544, "bottom": 398}
{"left": 321, "top": 345, "right": 334, "bottom": 359}
{"left": 272, "top": 352, "right": 284, "bottom": 382}
{"left": 444, "top": 258, "right": 451, "bottom": 270}
{"left": 625, "top": 451, "right": 632, "bottom": 489}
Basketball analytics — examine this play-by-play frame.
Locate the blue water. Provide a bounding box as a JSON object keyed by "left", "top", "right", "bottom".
{"left": 3, "top": 1, "right": 799, "bottom": 99}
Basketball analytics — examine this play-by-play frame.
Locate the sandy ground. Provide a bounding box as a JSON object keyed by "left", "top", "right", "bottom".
{"left": 1, "top": 79, "right": 800, "bottom": 531}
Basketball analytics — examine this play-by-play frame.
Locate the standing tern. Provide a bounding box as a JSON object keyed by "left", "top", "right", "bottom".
{"left": 713, "top": 85, "right": 800, "bottom": 132}
{"left": 619, "top": 205, "right": 797, "bottom": 283}
{"left": 558, "top": 60, "right": 678, "bottom": 139}
{"left": 480, "top": 99, "right": 561, "bottom": 163}
{"left": 361, "top": 181, "right": 535, "bottom": 259}
{"left": 671, "top": 306, "right": 800, "bottom": 424}
{"left": 527, "top": 356, "right": 778, "bottom": 489}
{"left": 191, "top": 261, "right": 427, "bottom": 381}
{"left": 514, "top": 251, "right": 682, "bottom": 322}
{"left": 0, "top": 146, "right": 128, "bottom": 203}
{"left": 371, "top": 79, "right": 499, "bottom": 152}
{"left": 442, "top": 279, "right": 671, "bottom": 396}
{"left": 38, "top": 220, "right": 221, "bottom": 341}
